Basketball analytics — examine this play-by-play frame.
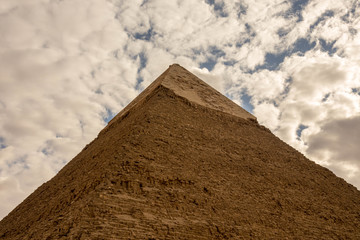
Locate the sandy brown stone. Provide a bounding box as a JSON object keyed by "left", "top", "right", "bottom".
{"left": 0, "top": 64, "right": 359, "bottom": 239}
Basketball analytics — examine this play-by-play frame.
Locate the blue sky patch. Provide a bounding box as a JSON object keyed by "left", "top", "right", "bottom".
{"left": 322, "top": 92, "right": 331, "bottom": 102}
{"left": 341, "top": 2, "right": 360, "bottom": 23}
{"left": 205, "top": 0, "right": 215, "bottom": 5}
{"left": 95, "top": 87, "right": 103, "bottom": 95}
{"left": 103, "top": 108, "right": 115, "bottom": 123}
{"left": 264, "top": 52, "right": 288, "bottom": 71}
{"left": 140, "top": 0, "right": 149, "bottom": 7}
{"left": 310, "top": 10, "right": 334, "bottom": 30}
{"left": 257, "top": 38, "right": 315, "bottom": 71}
{"left": 199, "top": 46, "right": 225, "bottom": 71}
{"left": 0, "top": 137, "right": 7, "bottom": 149}
{"left": 225, "top": 90, "right": 253, "bottom": 113}
{"left": 349, "top": 27, "right": 357, "bottom": 36}
{"left": 223, "top": 59, "right": 237, "bottom": 66}
{"left": 240, "top": 91, "right": 254, "bottom": 113}
{"left": 235, "top": 38, "right": 251, "bottom": 48}
{"left": 352, "top": 88, "right": 360, "bottom": 95}
{"left": 7, "top": 157, "right": 29, "bottom": 169}
{"left": 138, "top": 52, "right": 147, "bottom": 69}
{"left": 277, "top": 27, "right": 290, "bottom": 37}
{"left": 41, "top": 148, "right": 51, "bottom": 156}
{"left": 284, "top": 0, "right": 309, "bottom": 21}
{"left": 209, "top": 46, "right": 226, "bottom": 57}
{"left": 291, "top": 0, "right": 310, "bottom": 13}
{"left": 200, "top": 58, "right": 217, "bottom": 71}
{"left": 135, "top": 52, "right": 147, "bottom": 91}
{"left": 293, "top": 38, "right": 316, "bottom": 54}
{"left": 319, "top": 39, "right": 337, "bottom": 55}
{"left": 134, "top": 27, "right": 153, "bottom": 41}
{"left": 205, "top": 0, "right": 228, "bottom": 17}
{"left": 236, "top": 2, "right": 247, "bottom": 18}
{"left": 278, "top": 77, "right": 292, "bottom": 101}
{"left": 296, "top": 124, "right": 308, "bottom": 139}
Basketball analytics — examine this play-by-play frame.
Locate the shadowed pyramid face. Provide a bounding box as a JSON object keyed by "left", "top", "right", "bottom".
{"left": 1, "top": 64, "right": 360, "bottom": 239}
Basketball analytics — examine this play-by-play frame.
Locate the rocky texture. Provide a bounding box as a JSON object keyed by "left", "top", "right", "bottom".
{"left": 0, "top": 64, "right": 360, "bottom": 239}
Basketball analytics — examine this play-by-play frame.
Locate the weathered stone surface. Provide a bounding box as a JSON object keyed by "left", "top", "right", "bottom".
{"left": 0, "top": 64, "right": 359, "bottom": 239}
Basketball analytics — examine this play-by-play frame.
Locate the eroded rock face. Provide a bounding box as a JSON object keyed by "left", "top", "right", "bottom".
{"left": 1, "top": 64, "right": 360, "bottom": 239}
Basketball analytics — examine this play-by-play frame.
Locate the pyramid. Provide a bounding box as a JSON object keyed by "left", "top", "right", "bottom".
{"left": 1, "top": 64, "right": 360, "bottom": 239}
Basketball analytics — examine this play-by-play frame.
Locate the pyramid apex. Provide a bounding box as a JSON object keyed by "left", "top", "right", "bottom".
{"left": 103, "top": 65, "right": 255, "bottom": 132}
{"left": 169, "top": 63, "right": 181, "bottom": 67}
{"left": 161, "top": 64, "right": 256, "bottom": 120}
{"left": 167, "top": 63, "right": 186, "bottom": 73}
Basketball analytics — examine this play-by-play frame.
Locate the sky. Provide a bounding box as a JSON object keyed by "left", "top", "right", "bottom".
{"left": 0, "top": 0, "right": 359, "bottom": 219}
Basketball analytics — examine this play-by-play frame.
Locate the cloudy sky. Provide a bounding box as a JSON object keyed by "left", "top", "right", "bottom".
{"left": 0, "top": 0, "right": 359, "bottom": 219}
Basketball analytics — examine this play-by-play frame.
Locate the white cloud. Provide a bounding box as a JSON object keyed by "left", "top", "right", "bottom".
{"left": 0, "top": 176, "right": 24, "bottom": 219}
{"left": 0, "top": 0, "right": 140, "bottom": 219}
{"left": 306, "top": 115, "right": 360, "bottom": 187}
{"left": 253, "top": 102, "right": 280, "bottom": 131}
{"left": 245, "top": 70, "right": 286, "bottom": 101}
